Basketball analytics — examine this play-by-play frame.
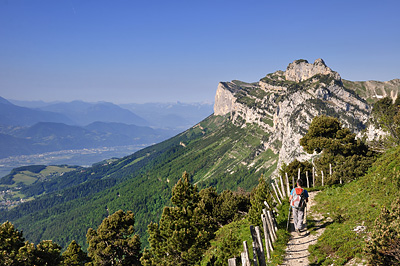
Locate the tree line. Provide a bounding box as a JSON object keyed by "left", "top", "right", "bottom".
{"left": 1, "top": 171, "right": 254, "bottom": 265}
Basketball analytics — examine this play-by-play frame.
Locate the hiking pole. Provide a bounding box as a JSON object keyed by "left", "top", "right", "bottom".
{"left": 286, "top": 206, "right": 291, "bottom": 231}
{"left": 304, "top": 205, "right": 307, "bottom": 224}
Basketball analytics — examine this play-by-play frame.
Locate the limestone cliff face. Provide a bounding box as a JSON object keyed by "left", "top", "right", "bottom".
{"left": 285, "top": 59, "right": 341, "bottom": 82}
{"left": 213, "top": 59, "right": 391, "bottom": 173}
{"left": 214, "top": 83, "right": 236, "bottom": 116}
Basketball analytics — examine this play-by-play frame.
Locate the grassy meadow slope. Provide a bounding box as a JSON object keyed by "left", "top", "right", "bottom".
{"left": 0, "top": 114, "right": 277, "bottom": 249}
{"left": 309, "top": 145, "right": 400, "bottom": 265}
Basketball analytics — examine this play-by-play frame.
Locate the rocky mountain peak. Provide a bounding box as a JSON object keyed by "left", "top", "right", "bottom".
{"left": 285, "top": 58, "right": 341, "bottom": 82}
{"left": 213, "top": 58, "right": 376, "bottom": 174}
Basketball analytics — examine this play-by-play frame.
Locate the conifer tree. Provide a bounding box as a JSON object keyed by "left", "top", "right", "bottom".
{"left": 300, "top": 115, "right": 376, "bottom": 184}
{"left": 248, "top": 175, "right": 271, "bottom": 227}
{"left": 15, "top": 241, "right": 36, "bottom": 265}
{"left": 141, "top": 171, "right": 216, "bottom": 265}
{"left": 280, "top": 159, "right": 312, "bottom": 186}
{"left": 86, "top": 209, "right": 141, "bottom": 266}
{"left": 0, "top": 221, "right": 25, "bottom": 265}
{"left": 0, "top": 221, "right": 63, "bottom": 265}
{"left": 61, "top": 240, "right": 89, "bottom": 265}
{"left": 35, "top": 240, "right": 62, "bottom": 266}
{"left": 214, "top": 189, "right": 250, "bottom": 225}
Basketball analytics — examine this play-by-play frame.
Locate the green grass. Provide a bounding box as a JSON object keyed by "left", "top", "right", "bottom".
{"left": 40, "top": 165, "right": 76, "bottom": 176}
{"left": 308, "top": 146, "right": 400, "bottom": 265}
{"left": 200, "top": 218, "right": 253, "bottom": 265}
{"left": 3, "top": 165, "right": 78, "bottom": 188}
{"left": 13, "top": 173, "right": 37, "bottom": 185}
{"left": 262, "top": 117, "right": 274, "bottom": 127}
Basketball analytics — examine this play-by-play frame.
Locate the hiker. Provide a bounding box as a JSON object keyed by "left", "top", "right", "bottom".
{"left": 289, "top": 179, "right": 309, "bottom": 235}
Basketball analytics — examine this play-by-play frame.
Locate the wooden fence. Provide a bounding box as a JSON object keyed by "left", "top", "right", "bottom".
{"left": 228, "top": 164, "right": 332, "bottom": 265}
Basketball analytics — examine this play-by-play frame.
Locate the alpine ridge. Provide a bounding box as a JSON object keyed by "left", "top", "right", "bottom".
{"left": 214, "top": 58, "right": 398, "bottom": 170}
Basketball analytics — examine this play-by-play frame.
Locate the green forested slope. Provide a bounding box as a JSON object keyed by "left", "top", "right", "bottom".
{"left": 0, "top": 114, "right": 278, "bottom": 249}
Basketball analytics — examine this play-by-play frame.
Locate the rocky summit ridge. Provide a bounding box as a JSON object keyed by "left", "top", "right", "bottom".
{"left": 214, "top": 58, "right": 400, "bottom": 172}
{"left": 284, "top": 58, "right": 341, "bottom": 82}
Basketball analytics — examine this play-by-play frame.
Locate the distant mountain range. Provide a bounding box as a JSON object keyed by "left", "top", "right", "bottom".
{"left": 37, "top": 101, "right": 149, "bottom": 126}
{"left": 0, "top": 97, "right": 213, "bottom": 159}
{"left": 0, "top": 97, "right": 74, "bottom": 126}
{"left": 9, "top": 99, "right": 214, "bottom": 129}
{"left": 121, "top": 102, "right": 214, "bottom": 130}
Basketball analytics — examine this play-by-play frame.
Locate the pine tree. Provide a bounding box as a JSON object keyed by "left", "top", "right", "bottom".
{"left": 300, "top": 115, "right": 376, "bottom": 184}
{"left": 280, "top": 159, "right": 312, "bottom": 187}
{"left": 86, "top": 209, "right": 141, "bottom": 266}
{"left": 15, "top": 241, "right": 36, "bottom": 266}
{"left": 35, "top": 240, "right": 62, "bottom": 266}
{"left": 0, "top": 221, "right": 63, "bottom": 266}
{"left": 248, "top": 175, "right": 271, "bottom": 227}
{"left": 141, "top": 171, "right": 216, "bottom": 265}
{"left": 0, "top": 221, "right": 25, "bottom": 265}
{"left": 61, "top": 240, "right": 89, "bottom": 265}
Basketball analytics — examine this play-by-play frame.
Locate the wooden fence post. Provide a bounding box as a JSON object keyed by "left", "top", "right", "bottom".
{"left": 312, "top": 167, "right": 315, "bottom": 187}
{"left": 267, "top": 210, "right": 278, "bottom": 239}
{"left": 241, "top": 252, "right": 250, "bottom": 266}
{"left": 271, "top": 183, "right": 282, "bottom": 205}
{"left": 285, "top": 173, "right": 290, "bottom": 196}
{"left": 274, "top": 182, "right": 284, "bottom": 201}
{"left": 306, "top": 171, "right": 309, "bottom": 188}
{"left": 280, "top": 175, "right": 286, "bottom": 198}
{"left": 263, "top": 209, "right": 276, "bottom": 244}
{"left": 255, "top": 226, "right": 267, "bottom": 266}
{"left": 252, "top": 240, "right": 258, "bottom": 266}
{"left": 228, "top": 258, "right": 237, "bottom": 266}
{"left": 321, "top": 170, "right": 324, "bottom": 187}
{"left": 261, "top": 214, "right": 272, "bottom": 258}
{"left": 242, "top": 241, "right": 251, "bottom": 266}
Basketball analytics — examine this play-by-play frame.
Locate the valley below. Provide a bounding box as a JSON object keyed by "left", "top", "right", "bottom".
{"left": 0, "top": 144, "right": 147, "bottom": 178}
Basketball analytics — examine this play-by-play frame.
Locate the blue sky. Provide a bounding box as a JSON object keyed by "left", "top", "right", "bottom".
{"left": 1, "top": 0, "right": 399, "bottom": 104}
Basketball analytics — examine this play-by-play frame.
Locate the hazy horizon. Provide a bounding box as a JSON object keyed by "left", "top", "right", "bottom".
{"left": 6, "top": 97, "right": 215, "bottom": 106}
{"left": 1, "top": 0, "right": 399, "bottom": 104}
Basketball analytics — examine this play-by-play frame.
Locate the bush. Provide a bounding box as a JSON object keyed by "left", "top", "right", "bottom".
{"left": 365, "top": 198, "right": 400, "bottom": 265}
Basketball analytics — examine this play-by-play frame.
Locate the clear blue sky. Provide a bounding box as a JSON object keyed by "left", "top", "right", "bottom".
{"left": 1, "top": 0, "right": 399, "bottom": 104}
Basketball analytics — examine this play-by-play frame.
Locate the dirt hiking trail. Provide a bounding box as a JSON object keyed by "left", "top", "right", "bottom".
{"left": 280, "top": 191, "right": 325, "bottom": 266}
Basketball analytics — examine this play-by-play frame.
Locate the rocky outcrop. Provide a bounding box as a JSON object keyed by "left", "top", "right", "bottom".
{"left": 213, "top": 59, "right": 395, "bottom": 174}
{"left": 285, "top": 59, "right": 341, "bottom": 82}
{"left": 214, "top": 82, "right": 236, "bottom": 116}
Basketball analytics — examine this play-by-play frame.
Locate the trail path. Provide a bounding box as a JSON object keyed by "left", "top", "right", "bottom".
{"left": 280, "top": 191, "right": 326, "bottom": 266}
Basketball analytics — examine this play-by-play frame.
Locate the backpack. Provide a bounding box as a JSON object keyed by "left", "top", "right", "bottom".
{"left": 291, "top": 188, "right": 306, "bottom": 209}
